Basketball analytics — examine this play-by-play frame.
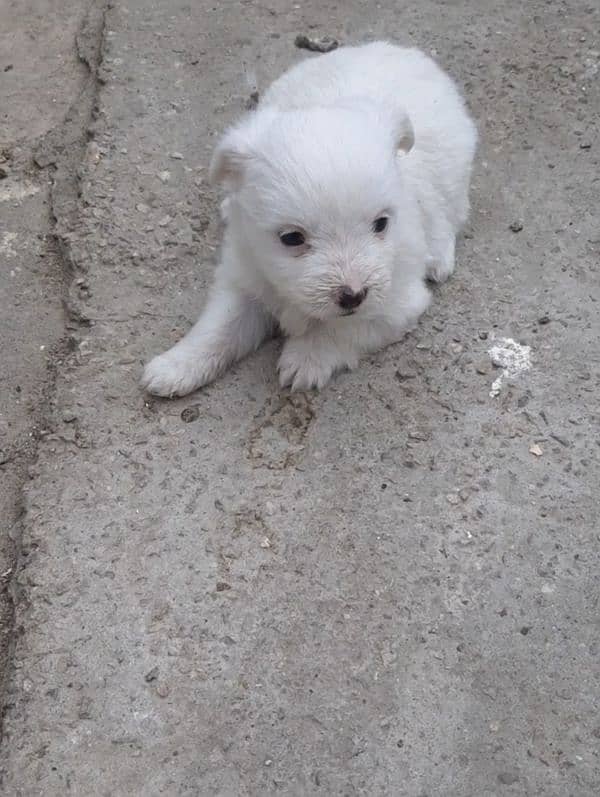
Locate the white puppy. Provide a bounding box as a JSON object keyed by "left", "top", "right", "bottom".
{"left": 142, "top": 41, "right": 477, "bottom": 395}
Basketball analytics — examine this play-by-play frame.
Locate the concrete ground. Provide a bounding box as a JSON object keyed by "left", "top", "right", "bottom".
{"left": 0, "top": 0, "right": 90, "bottom": 702}
{"left": 1, "top": 0, "right": 599, "bottom": 795}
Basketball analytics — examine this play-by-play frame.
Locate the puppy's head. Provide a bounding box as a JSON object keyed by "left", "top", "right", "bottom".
{"left": 210, "top": 99, "right": 414, "bottom": 323}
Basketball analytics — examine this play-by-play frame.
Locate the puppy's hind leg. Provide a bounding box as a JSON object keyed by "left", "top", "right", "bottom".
{"left": 142, "top": 282, "right": 272, "bottom": 397}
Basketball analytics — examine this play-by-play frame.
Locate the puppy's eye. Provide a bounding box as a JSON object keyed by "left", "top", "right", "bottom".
{"left": 373, "top": 216, "right": 389, "bottom": 234}
{"left": 279, "top": 230, "right": 306, "bottom": 247}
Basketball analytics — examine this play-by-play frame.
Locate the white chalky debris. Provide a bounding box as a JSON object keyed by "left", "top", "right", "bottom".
{"left": 488, "top": 337, "right": 531, "bottom": 397}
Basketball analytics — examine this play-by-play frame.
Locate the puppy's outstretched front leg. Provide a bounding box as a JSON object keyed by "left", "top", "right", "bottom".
{"left": 142, "top": 281, "right": 271, "bottom": 397}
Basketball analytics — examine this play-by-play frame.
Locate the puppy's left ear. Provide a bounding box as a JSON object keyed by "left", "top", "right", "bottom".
{"left": 393, "top": 109, "right": 415, "bottom": 156}
{"left": 209, "top": 126, "right": 252, "bottom": 192}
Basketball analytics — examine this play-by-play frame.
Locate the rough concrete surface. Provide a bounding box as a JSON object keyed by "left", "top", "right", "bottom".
{"left": 0, "top": 0, "right": 90, "bottom": 696}
{"left": 1, "top": 1, "right": 599, "bottom": 795}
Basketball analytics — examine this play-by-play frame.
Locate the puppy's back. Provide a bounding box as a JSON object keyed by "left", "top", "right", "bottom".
{"left": 262, "top": 42, "right": 476, "bottom": 163}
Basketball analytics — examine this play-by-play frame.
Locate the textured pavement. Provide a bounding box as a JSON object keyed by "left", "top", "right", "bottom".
{"left": 1, "top": 1, "right": 599, "bottom": 795}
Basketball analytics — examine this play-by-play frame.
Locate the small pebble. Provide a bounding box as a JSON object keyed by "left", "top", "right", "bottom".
{"left": 497, "top": 772, "right": 519, "bottom": 785}
{"left": 144, "top": 666, "right": 159, "bottom": 683}
{"left": 216, "top": 581, "right": 231, "bottom": 592}
{"left": 156, "top": 683, "right": 170, "bottom": 698}
{"left": 62, "top": 410, "right": 77, "bottom": 423}
{"left": 181, "top": 406, "right": 200, "bottom": 423}
{"left": 509, "top": 221, "right": 523, "bottom": 233}
{"left": 295, "top": 34, "right": 339, "bottom": 53}
{"left": 246, "top": 90, "right": 260, "bottom": 110}
{"left": 408, "top": 428, "right": 430, "bottom": 441}
{"left": 169, "top": 151, "right": 184, "bottom": 160}
{"left": 446, "top": 493, "right": 460, "bottom": 505}
{"left": 260, "top": 537, "right": 271, "bottom": 548}
{"left": 529, "top": 443, "right": 543, "bottom": 457}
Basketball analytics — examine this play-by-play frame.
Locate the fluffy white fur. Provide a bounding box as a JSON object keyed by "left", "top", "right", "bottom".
{"left": 142, "top": 42, "right": 477, "bottom": 395}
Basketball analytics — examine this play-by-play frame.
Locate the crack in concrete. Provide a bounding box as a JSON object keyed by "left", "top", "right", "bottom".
{"left": 0, "top": 0, "right": 110, "bottom": 739}
{"left": 35, "top": 1, "right": 109, "bottom": 293}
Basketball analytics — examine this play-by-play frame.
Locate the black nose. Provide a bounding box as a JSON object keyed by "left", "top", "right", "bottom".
{"left": 338, "top": 287, "right": 368, "bottom": 310}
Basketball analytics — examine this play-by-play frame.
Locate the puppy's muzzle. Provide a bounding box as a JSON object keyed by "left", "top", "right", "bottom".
{"left": 336, "top": 286, "right": 368, "bottom": 312}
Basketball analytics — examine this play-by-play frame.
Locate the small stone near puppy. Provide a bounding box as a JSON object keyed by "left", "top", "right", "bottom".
{"left": 156, "top": 683, "right": 170, "bottom": 698}
{"left": 529, "top": 443, "right": 543, "bottom": 457}
{"left": 408, "top": 428, "right": 430, "bottom": 441}
{"left": 509, "top": 220, "right": 523, "bottom": 232}
{"left": 169, "top": 151, "right": 184, "bottom": 160}
{"left": 181, "top": 406, "right": 200, "bottom": 423}
{"left": 144, "top": 666, "right": 159, "bottom": 683}
{"left": 497, "top": 772, "right": 519, "bottom": 786}
{"left": 246, "top": 90, "right": 260, "bottom": 110}
{"left": 295, "top": 34, "right": 339, "bottom": 53}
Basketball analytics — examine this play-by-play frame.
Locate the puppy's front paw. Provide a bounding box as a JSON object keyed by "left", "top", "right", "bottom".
{"left": 425, "top": 239, "right": 456, "bottom": 283}
{"left": 425, "top": 256, "right": 454, "bottom": 283}
{"left": 278, "top": 338, "right": 346, "bottom": 391}
{"left": 141, "top": 347, "right": 218, "bottom": 397}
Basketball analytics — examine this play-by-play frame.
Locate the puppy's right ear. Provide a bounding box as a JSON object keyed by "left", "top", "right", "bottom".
{"left": 209, "top": 127, "right": 252, "bottom": 192}
{"left": 209, "top": 109, "right": 277, "bottom": 192}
